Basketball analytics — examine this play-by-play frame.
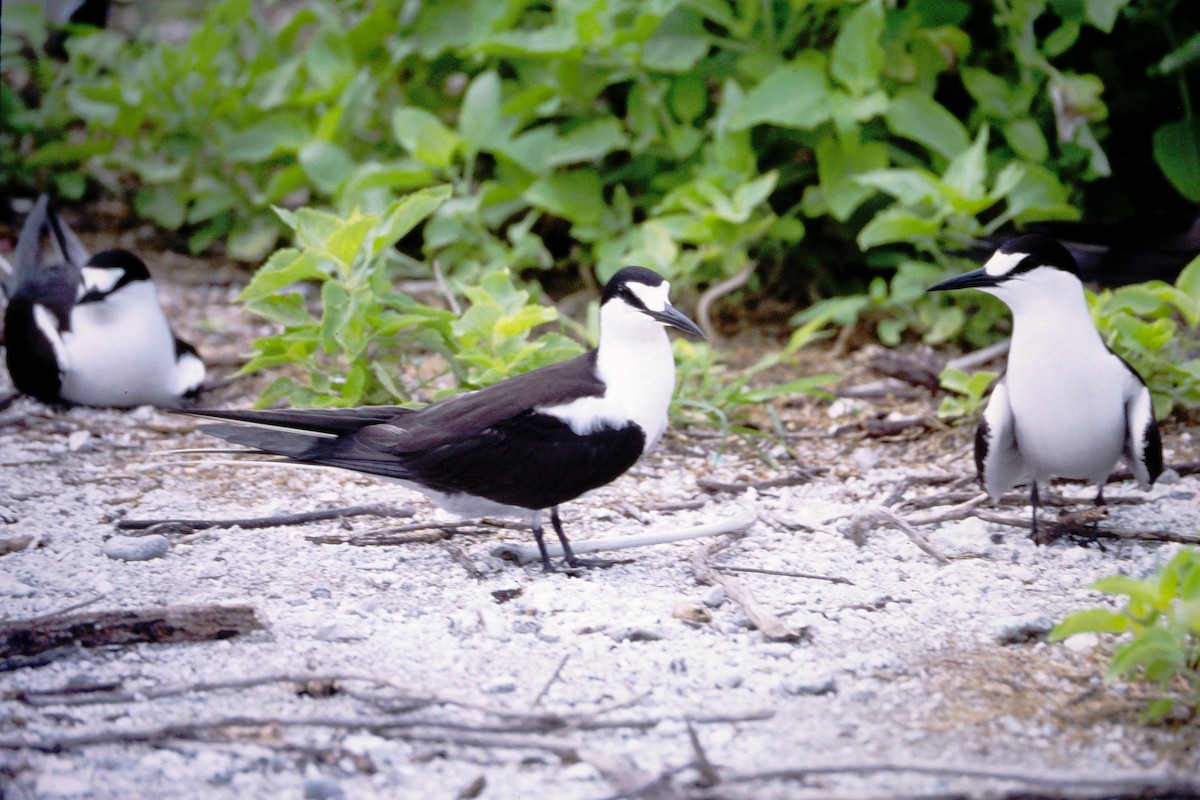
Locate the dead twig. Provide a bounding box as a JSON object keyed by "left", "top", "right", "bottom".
{"left": 114, "top": 504, "right": 416, "bottom": 533}
{"left": 697, "top": 470, "right": 824, "bottom": 495}
{"left": 695, "top": 262, "right": 754, "bottom": 341}
{"left": 309, "top": 517, "right": 527, "bottom": 546}
{"left": 530, "top": 654, "right": 570, "bottom": 708}
{"left": 689, "top": 537, "right": 807, "bottom": 642}
{"left": 722, "top": 761, "right": 1191, "bottom": 796}
{"left": 714, "top": 564, "right": 853, "bottom": 585}
{"left": 1, "top": 604, "right": 263, "bottom": 672}
{"left": 492, "top": 506, "right": 757, "bottom": 566}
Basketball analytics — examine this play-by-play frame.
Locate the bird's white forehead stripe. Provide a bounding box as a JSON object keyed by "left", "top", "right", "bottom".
{"left": 81, "top": 266, "right": 124, "bottom": 293}
{"left": 984, "top": 250, "right": 1026, "bottom": 277}
{"left": 627, "top": 280, "right": 669, "bottom": 312}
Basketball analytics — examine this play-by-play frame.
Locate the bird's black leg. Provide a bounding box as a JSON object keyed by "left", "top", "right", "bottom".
{"left": 1094, "top": 486, "right": 1107, "bottom": 506}
{"left": 550, "top": 506, "right": 616, "bottom": 570}
{"left": 1029, "top": 482, "right": 1039, "bottom": 540}
{"left": 530, "top": 511, "right": 554, "bottom": 572}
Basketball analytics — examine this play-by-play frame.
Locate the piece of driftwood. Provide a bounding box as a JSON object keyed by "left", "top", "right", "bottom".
{"left": 492, "top": 506, "right": 758, "bottom": 566}
{"left": 114, "top": 504, "right": 415, "bottom": 533}
{"left": 0, "top": 604, "right": 264, "bottom": 671}
{"left": 689, "top": 537, "right": 808, "bottom": 643}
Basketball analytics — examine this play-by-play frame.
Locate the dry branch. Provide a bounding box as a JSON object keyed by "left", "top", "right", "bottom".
{"left": 689, "top": 537, "right": 807, "bottom": 642}
{"left": 492, "top": 506, "right": 758, "bottom": 566}
{"left": 0, "top": 604, "right": 263, "bottom": 671}
{"left": 114, "top": 504, "right": 415, "bottom": 533}
{"left": 696, "top": 470, "right": 823, "bottom": 494}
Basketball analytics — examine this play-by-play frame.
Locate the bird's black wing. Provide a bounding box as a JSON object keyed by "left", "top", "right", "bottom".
{"left": 975, "top": 374, "right": 1026, "bottom": 501}
{"left": 378, "top": 350, "right": 604, "bottom": 451}
{"left": 188, "top": 349, "right": 604, "bottom": 461}
{"left": 314, "top": 409, "right": 646, "bottom": 510}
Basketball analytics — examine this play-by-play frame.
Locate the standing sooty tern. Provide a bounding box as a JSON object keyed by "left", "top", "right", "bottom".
{"left": 189, "top": 266, "right": 705, "bottom": 570}
{"left": 927, "top": 234, "right": 1162, "bottom": 538}
{"left": 2, "top": 196, "right": 205, "bottom": 408}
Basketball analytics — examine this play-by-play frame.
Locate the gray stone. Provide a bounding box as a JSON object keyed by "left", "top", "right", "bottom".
{"left": 103, "top": 534, "right": 170, "bottom": 561}
{"left": 303, "top": 778, "right": 346, "bottom": 800}
{"left": 992, "top": 613, "right": 1054, "bottom": 644}
{"left": 783, "top": 671, "right": 837, "bottom": 696}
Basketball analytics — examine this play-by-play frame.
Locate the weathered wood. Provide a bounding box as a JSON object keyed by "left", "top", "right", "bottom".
{"left": 0, "top": 604, "right": 264, "bottom": 671}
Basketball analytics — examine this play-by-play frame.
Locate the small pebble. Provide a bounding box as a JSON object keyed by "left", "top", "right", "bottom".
{"left": 783, "top": 671, "right": 837, "bottom": 696}
{"left": 672, "top": 602, "right": 712, "bottom": 624}
{"left": 1061, "top": 632, "right": 1101, "bottom": 653}
{"left": 103, "top": 534, "right": 170, "bottom": 561}
{"left": 992, "top": 613, "right": 1054, "bottom": 644}
{"left": 608, "top": 626, "right": 667, "bottom": 642}
{"left": 311, "top": 588, "right": 332, "bottom": 599}
{"left": 303, "top": 778, "right": 346, "bottom": 800}
{"left": 482, "top": 676, "right": 517, "bottom": 694}
{"left": 67, "top": 430, "right": 91, "bottom": 452}
{"left": 702, "top": 586, "right": 726, "bottom": 608}
{"left": 0, "top": 573, "right": 36, "bottom": 597}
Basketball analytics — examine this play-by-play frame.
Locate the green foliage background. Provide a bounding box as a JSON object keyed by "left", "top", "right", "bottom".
{"left": 3, "top": 0, "right": 1199, "bottom": 414}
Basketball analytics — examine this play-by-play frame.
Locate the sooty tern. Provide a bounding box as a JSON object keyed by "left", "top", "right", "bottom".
{"left": 927, "top": 234, "right": 1163, "bottom": 538}
{"left": 1, "top": 196, "right": 205, "bottom": 407}
{"left": 189, "top": 266, "right": 705, "bottom": 570}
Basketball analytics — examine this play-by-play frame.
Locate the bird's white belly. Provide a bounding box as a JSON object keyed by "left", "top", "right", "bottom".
{"left": 1007, "top": 359, "right": 1125, "bottom": 482}
{"left": 60, "top": 306, "right": 180, "bottom": 407}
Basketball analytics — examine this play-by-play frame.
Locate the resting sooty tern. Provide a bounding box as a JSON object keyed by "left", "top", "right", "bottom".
{"left": 1, "top": 196, "right": 205, "bottom": 408}
{"left": 927, "top": 234, "right": 1162, "bottom": 538}
{"left": 190, "top": 266, "right": 705, "bottom": 570}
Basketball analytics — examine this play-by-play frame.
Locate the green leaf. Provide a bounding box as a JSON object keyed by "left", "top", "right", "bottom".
{"left": 1084, "top": 0, "right": 1130, "bottom": 32}
{"left": 1003, "top": 118, "right": 1049, "bottom": 162}
{"left": 1152, "top": 119, "right": 1200, "bottom": 202}
{"left": 857, "top": 208, "right": 941, "bottom": 249}
{"left": 728, "top": 53, "right": 831, "bottom": 131}
{"left": 298, "top": 140, "right": 355, "bottom": 195}
{"left": 855, "top": 168, "right": 943, "bottom": 205}
{"left": 134, "top": 185, "right": 187, "bottom": 229}
{"left": 830, "top": 0, "right": 885, "bottom": 96}
{"left": 324, "top": 213, "right": 376, "bottom": 269}
{"left": 224, "top": 114, "right": 310, "bottom": 161}
{"left": 815, "top": 135, "right": 889, "bottom": 221}
{"left": 524, "top": 171, "right": 605, "bottom": 227}
{"left": 458, "top": 70, "right": 502, "bottom": 152}
{"left": 1093, "top": 574, "right": 1163, "bottom": 607}
{"left": 372, "top": 184, "right": 453, "bottom": 254}
{"left": 943, "top": 126, "right": 989, "bottom": 199}
{"left": 641, "top": 8, "right": 710, "bottom": 72}
{"left": 393, "top": 106, "right": 460, "bottom": 169}
{"left": 238, "top": 250, "right": 328, "bottom": 302}
{"left": 546, "top": 118, "right": 629, "bottom": 167}
{"left": 1049, "top": 608, "right": 1130, "bottom": 640}
{"left": 884, "top": 89, "right": 970, "bottom": 160}
{"left": 228, "top": 216, "right": 285, "bottom": 262}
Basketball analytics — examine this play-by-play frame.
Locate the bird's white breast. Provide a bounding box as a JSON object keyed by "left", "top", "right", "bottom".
{"left": 1005, "top": 313, "right": 1131, "bottom": 482}
{"left": 60, "top": 282, "right": 188, "bottom": 407}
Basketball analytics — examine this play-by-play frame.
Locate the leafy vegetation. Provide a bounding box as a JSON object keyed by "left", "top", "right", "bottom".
{"left": 1051, "top": 547, "right": 1200, "bottom": 724}
{"left": 4, "top": 0, "right": 1199, "bottom": 421}
{"left": 1089, "top": 255, "right": 1200, "bottom": 419}
{"left": 935, "top": 367, "right": 998, "bottom": 420}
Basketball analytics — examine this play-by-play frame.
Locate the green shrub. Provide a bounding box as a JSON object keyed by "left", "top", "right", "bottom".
{"left": 1052, "top": 547, "right": 1200, "bottom": 724}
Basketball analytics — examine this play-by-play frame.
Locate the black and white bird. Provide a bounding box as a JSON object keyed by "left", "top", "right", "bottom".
{"left": 189, "top": 266, "right": 705, "bottom": 570}
{"left": 927, "top": 234, "right": 1163, "bottom": 537}
{"left": 1, "top": 195, "right": 205, "bottom": 407}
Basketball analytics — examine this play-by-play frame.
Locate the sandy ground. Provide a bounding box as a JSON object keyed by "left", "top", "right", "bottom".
{"left": 2, "top": 263, "right": 1199, "bottom": 799}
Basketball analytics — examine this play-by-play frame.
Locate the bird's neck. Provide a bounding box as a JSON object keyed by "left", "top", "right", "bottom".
{"left": 595, "top": 315, "right": 677, "bottom": 447}
{"left": 1008, "top": 285, "right": 1106, "bottom": 361}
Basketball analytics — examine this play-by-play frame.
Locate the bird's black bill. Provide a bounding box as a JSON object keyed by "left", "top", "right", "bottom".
{"left": 647, "top": 303, "right": 706, "bottom": 338}
{"left": 926, "top": 268, "right": 1001, "bottom": 293}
